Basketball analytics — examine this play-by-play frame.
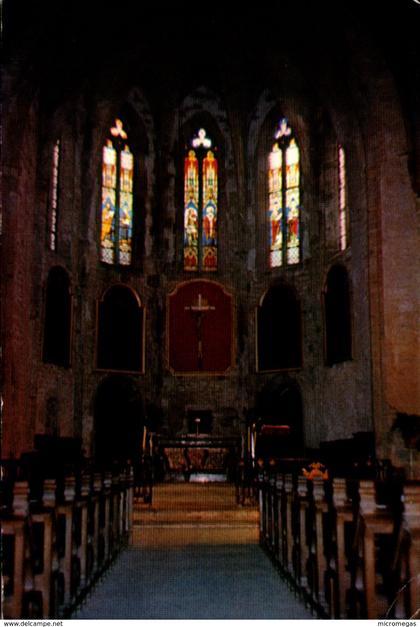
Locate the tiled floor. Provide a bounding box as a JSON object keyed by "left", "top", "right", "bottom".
{"left": 73, "top": 483, "right": 312, "bottom": 620}
{"left": 73, "top": 543, "right": 312, "bottom": 619}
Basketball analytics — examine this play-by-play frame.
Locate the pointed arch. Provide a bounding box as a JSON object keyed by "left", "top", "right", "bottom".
{"left": 42, "top": 266, "right": 72, "bottom": 367}
{"left": 48, "top": 138, "right": 61, "bottom": 251}
{"left": 96, "top": 284, "right": 145, "bottom": 373}
{"left": 268, "top": 118, "right": 301, "bottom": 268}
{"left": 176, "top": 88, "right": 230, "bottom": 275}
{"left": 338, "top": 144, "right": 349, "bottom": 250}
{"left": 183, "top": 128, "right": 219, "bottom": 272}
{"left": 257, "top": 282, "right": 302, "bottom": 371}
{"left": 100, "top": 119, "right": 134, "bottom": 265}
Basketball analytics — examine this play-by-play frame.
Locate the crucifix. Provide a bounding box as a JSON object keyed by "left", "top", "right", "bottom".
{"left": 185, "top": 293, "right": 215, "bottom": 370}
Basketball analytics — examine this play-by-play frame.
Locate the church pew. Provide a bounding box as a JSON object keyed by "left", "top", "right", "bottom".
{"left": 349, "top": 480, "right": 395, "bottom": 618}
{"left": 76, "top": 471, "right": 91, "bottom": 591}
{"left": 25, "top": 478, "right": 57, "bottom": 618}
{"left": 109, "top": 473, "right": 118, "bottom": 558}
{"left": 2, "top": 481, "right": 30, "bottom": 618}
{"left": 125, "top": 466, "right": 134, "bottom": 543}
{"left": 1, "top": 463, "right": 133, "bottom": 619}
{"left": 257, "top": 464, "right": 418, "bottom": 620}
{"left": 56, "top": 475, "right": 76, "bottom": 614}
{"left": 267, "top": 472, "right": 277, "bottom": 556}
{"left": 284, "top": 473, "right": 294, "bottom": 575}
{"left": 332, "top": 477, "right": 354, "bottom": 618}
{"left": 296, "top": 476, "right": 310, "bottom": 593}
{"left": 272, "top": 473, "right": 282, "bottom": 562}
{"left": 256, "top": 471, "right": 265, "bottom": 540}
{"left": 278, "top": 474, "right": 288, "bottom": 569}
{"left": 399, "top": 483, "right": 420, "bottom": 618}
{"left": 32, "top": 479, "right": 57, "bottom": 616}
{"left": 303, "top": 479, "right": 317, "bottom": 607}
{"left": 312, "top": 476, "right": 329, "bottom": 611}
{"left": 85, "top": 473, "right": 101, "bottom": 581}
{"left": 101, "top": 472, "right": 112, "bottom": 562}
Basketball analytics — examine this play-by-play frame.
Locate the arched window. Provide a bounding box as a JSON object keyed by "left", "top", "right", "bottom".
{"left": 96, "top": 285, "right": 144, "bottom": 372}
{"left": 268, "top": 118, "right": 301, "bottom": 268}
{"left": 184, "top": 128, "right": 218, "bottom": 272}
{"left": 48, "top": 139, "right": 60, "bottom": 251}
{"left": 42, "top": 267, "right": 72, "bottom": 367}
{"left": 324, "top": 265, "right": 352, "bottom": 365}
{"left": 257, "top": 284, "right": 302, "bottom": 371}
{"left": 100, "top": 119, "right": 134, "bottom": 265}
{"left": 338, "top": 144, "right": 349, "bottom": 250}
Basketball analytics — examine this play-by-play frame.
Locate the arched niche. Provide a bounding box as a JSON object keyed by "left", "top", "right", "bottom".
{"left": 96, "top": 284, "right": 145, "bottom": 373}
{"left": 256, "top": 283, "right": 302, "bottom": 372}
{"left": 93, "top": 100, "right": 152, "bottom": 270}
{"left": 42, "top": 266, "right": 72, "bottom": 367}
{"left": 176, "top": 111, "right": 226, "bottom": 275}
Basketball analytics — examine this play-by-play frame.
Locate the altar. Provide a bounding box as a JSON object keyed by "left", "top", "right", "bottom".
{"left": 155, "top": 434, "right": 240, "bottom": 482}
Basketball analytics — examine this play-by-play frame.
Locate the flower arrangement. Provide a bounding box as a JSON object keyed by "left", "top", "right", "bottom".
{"left": 302, "top": 461, "right": 329, "bottom": 480}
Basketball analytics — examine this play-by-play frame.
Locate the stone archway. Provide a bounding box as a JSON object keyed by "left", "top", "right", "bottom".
{"left": 93, "top": 375, "right": 144, "bottom": 465}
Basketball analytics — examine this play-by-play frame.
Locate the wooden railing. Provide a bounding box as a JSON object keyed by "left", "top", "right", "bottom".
{"left": 256, "top": 468, "right": 420, "bottom": 619}
{"left": 1, "top": 464, "right": 133, "bottom": 619}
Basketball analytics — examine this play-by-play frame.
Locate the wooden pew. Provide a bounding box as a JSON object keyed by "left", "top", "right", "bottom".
{"left": 349, "top": 480, "right": 394, "bottom": 618}
{"left": 2, "top": 481, "right": 30, "bottom": 618}
{"left": 280, "top": 473, "right": 294, "bottom": 576}
{"left": 55, "top": 475, "right": 76, "bottom": 614}
{"left": 296, "top": 476, "right": 309, "bottom": 593}
{"left": 332, "top": 477, "right": 354, "bottom": 618}
{"left": 256, "top": 462, "right": 416, "bottom": 620}
{"left": 312, "top": 476, "right": 329, "bottom": 611}
{"left": 401, "top": 483, "right": 420, "bottom": 618}
{"left": 25, "top": 478, "right": 57, "bottom": 618}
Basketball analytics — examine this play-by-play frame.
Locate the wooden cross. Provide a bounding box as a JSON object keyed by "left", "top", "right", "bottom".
{"left": 185, "top": 293, "right": 215, "bottom": 369}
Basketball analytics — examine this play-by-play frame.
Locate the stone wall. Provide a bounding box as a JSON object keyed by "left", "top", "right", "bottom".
{"left": 3, "top": 2, "right": 419, "bottom": 471}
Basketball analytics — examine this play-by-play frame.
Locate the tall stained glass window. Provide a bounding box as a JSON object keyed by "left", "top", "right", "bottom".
{"left": 338, "top": 145, "right": 348, "bottom": 251}
{"left": 49, "top": 139, "right": 60, "bottom": 251}
{"left": 268, "top": 118, "right": 301, "bottom": 268}
{"left": 101, "top": 119, "right": 134, "bottom": 265}
{"left": 184, "top": 128, "right": 218, "bottom": 272}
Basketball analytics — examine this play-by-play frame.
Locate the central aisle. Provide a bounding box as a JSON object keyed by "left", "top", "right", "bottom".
{"left": 73, "top": 483, "right": 312, "bottom": 620}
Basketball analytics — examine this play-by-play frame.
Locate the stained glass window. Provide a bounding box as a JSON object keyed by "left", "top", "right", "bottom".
{"left": 100, "top": 119, "right": 134, "bottom": 265}
{"left": 49, "top": 139, "right": 60, "bottom": 251}
{"left": 338, "top": 145, "right": 348, "bottom": 251}
{"left": 268, "top": 119, "right": 301, "bottom": 268}
{"left": 184, "top": 129, "right": 218, "bottom": 272}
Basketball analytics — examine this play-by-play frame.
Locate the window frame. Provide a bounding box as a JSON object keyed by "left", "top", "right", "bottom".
{"left": 47, "top": 138, "right": 61, "bottom": 252}
{"left": 183, "top": 128, "right": 219, "bottom": 273}
{"left": 267, "top": 118, "right": 302, "bottom": 269}
{"left": 100, "top": 119, "right": 135, "bottom": 267}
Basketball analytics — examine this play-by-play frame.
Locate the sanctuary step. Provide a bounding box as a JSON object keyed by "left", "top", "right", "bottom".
{"left": 133, "top": 483, "right": 259, "bottom": 545}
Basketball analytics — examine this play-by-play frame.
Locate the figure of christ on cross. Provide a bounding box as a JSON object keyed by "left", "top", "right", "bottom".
{"left": 184, "top": 293, "right": 216, "bottom": 370}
